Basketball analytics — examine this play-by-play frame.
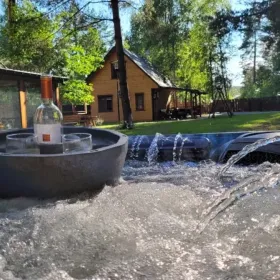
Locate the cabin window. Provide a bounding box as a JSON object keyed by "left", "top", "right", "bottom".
{"left": 111, "top": 61, "right": 118, "bottom": 79}
{"left": 135, "top": 93, "right": 144, "bottom": 111}
{"left": 98, "top": 95, "right": 113, "bottom": 112}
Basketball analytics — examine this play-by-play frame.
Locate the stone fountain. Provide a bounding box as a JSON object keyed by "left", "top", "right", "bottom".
{"left": 0, "top": 127, "right": 128, "bottom": 198}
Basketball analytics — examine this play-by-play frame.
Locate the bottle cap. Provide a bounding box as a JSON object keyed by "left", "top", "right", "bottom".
{"left": 40, "top": 75, "right": 53, "bottom": 99}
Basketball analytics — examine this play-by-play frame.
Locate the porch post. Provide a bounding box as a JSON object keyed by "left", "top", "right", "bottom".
{"left": 199, "top": 94, "right": 202, "bottom": 117}
{"left": 18, "top": 79, "right": 27, "bottom": 128}
{"left": 190, "top": 93, "right": 193, "bottom": 118}
{"left": 195, "top": 93, "right": 198, "bottom": 118}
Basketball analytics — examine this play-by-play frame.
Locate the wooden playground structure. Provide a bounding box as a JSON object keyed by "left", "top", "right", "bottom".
{"left": 161, "top": 87, "right": 208, "bottom": 120}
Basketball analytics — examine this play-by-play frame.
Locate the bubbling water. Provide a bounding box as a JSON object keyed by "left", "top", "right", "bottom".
{"left": 1, "top": 161, "right": 280, "bottom": 280}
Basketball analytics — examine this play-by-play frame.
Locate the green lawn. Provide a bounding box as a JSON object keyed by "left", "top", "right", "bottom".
{"left": 100, "top": 112, "right": 280, "bottom": 135}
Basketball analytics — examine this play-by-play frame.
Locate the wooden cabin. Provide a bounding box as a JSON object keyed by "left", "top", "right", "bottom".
{"left": 87, "top": 47, "right": 179, "bottom": 122}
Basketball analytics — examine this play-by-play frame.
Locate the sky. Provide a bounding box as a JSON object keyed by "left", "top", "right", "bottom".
{"left": 226, "top": 32, "right": 244, "bottom": 87}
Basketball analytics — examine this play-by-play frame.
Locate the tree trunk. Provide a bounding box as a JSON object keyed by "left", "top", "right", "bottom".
{"left": 111, "top": 0, "right": 133, "bottom": 129}
{"left": 253, "top": 0, "right": 257, "bottom": 84}
{"left": 253, "top": 30, "right": 257, "bottom": 84}
{"left": 8, "top": 0, "right": 16, "bottom": 23}
{"left": 208, "top": 48, "right": 215, "bottom": 118}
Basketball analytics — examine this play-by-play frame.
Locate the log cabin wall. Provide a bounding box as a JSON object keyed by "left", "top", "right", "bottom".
{"left": 88, "top": 51, "right": 159, "bottom": 123}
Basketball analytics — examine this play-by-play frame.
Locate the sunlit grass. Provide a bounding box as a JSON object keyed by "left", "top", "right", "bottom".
{"left": 99, "top": 112, "right": 280, "bottom": 135}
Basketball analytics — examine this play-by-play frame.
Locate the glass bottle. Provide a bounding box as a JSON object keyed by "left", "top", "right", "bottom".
{"left": 33, "top": 75, "right": 63, "bottom": 144}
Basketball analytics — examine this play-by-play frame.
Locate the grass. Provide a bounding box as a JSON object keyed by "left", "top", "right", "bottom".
{"left": 100, "top": 112, "right": 280, "bottom": 136}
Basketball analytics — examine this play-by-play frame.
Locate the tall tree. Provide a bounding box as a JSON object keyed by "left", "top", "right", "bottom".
{"left": 30, "top": 0, "right": 133, "bottom": 128}
{"left": 226, "top": 0, "right": 280, "bottom": 97}
{"left": 111, "top": 0, "right": 133, "bottom": 128}
{"left": 128, "top": 0, "right": 189, "bottom": 82}
{"left": 0, "top": 0, "right": 107, "bottom": 106}
{"left": 238, "top": 0, "right": 266, "bottom": 84}
{"left": 60, "top": 29, "right": 105, "bottom": 105}
{"left": 209, "top": 8, "right": 234, "bottom": 99}
{"left": 128, "top": 0, "right": 230, "bottom": 96}
{"left": 0, "top": 0, "right": 56, "bottom": 72}
{"left": 178, "top": 0, "right": 231, "bottom": 95}
{"left": 7, "top": 0, "right": 15, "bottom": 23}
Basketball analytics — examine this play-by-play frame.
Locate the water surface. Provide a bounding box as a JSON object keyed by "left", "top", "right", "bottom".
{"left": 1, "top": 161, "right": 280, "bottom": 279}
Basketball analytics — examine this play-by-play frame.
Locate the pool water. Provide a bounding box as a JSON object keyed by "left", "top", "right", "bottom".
{"left": 1, "top": 160, "right": 280, "bottom": 280}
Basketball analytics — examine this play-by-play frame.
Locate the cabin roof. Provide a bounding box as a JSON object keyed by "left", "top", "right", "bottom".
{"left": 123, "top": 49, "right": 176, "bottom": 88}
{"left": 87, "top": 46, "right": 177, "bottom": 89}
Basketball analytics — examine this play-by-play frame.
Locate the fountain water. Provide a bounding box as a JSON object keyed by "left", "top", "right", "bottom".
{"left": 129, "top": 135, "right": 140, "bottom": 158}
{"left": 178, "top": 135, "right": 190, "bottom": 163}
{"left": 128, "top": 133, "right": 211, "bottom": 163}
{"left": 1, "top": 160, "right": 280, "bottom": 279}
{"left": 194, "top": 134, "right": 280, "bottom": 233}
{"left": 147, "top": 133, "right": 164, "bottom": 164}
{"left": 1, "top": 131, "right": 280, "bottom": 279}
{"left": 172, "top": 133, "right": 181, "bottom": 162}
{"left": 135, "top": 135, "right": 148, "bottom": 159}
{"left": 219, "top": 134, "right": 280, "bottom": 176}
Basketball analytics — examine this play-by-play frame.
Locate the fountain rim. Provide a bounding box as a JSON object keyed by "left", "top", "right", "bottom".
{"left": 128, "top": 130, "right": 271, "bottom": 138}
{"left": 0, "top": 127, "right": 128, "bottom": 158}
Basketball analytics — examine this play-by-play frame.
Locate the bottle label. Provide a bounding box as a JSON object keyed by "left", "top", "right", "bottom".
{"left": 42, "top": 134, "right": 51, "bottom": 142}
{"left": 34, "top": 124, "right": 62, "bottom": 144}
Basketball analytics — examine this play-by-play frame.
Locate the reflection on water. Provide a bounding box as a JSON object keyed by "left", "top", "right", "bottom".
{"left": 1, "top": 161, "right": 280, "bottom": 279}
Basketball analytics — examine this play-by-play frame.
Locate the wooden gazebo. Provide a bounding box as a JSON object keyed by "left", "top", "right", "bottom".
{"left": 0, "top": 67, "right": 66, "bottom": 129}
{"left": 165, "top": 86, "right": 208, "bottom": 118}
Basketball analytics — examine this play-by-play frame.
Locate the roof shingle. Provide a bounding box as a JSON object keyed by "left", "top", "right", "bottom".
{"left": 123, "top": 49, "right": 176, "bottom": 88}
{"left": 86, "top": 47, "right": 177, "bottom": 88}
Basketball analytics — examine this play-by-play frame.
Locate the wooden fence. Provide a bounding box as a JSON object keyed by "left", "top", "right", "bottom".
{"left": 214, "top": 97, "right": 280, "bottom": 113}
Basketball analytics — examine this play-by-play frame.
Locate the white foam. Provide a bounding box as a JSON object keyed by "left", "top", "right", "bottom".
{"left": 1, "top": 162, "right": 280, "bottom": 279}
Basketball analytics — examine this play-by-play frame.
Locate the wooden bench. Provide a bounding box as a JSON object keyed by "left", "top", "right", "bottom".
{"left": 63, "top": 114, "right": 83, "bottom": 126}
{"left": 63, "top": 114, "right": 98, "bottom": 127}
{"left": 81, "top": 115, "right": 98, "bottom": 127}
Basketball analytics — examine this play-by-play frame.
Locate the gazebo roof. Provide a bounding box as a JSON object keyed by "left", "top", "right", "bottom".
{"left": 0, "top": 67, "right": 67, "bottom": 82}
{"left": 162, "top": 86, "right": 207, "bottom": 95}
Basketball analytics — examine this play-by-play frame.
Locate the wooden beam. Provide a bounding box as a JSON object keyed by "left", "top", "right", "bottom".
{"left": 0, "top": 74, "right": 40, "bottom": 85}
{"left": 18, "top": 80, "right": 27, "bottom": 128}
{"left": 54, "top": 83, "right": 62, "bottom": 110}
{"left": 0, "top": 71, "right": 66, "bottom": 85}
